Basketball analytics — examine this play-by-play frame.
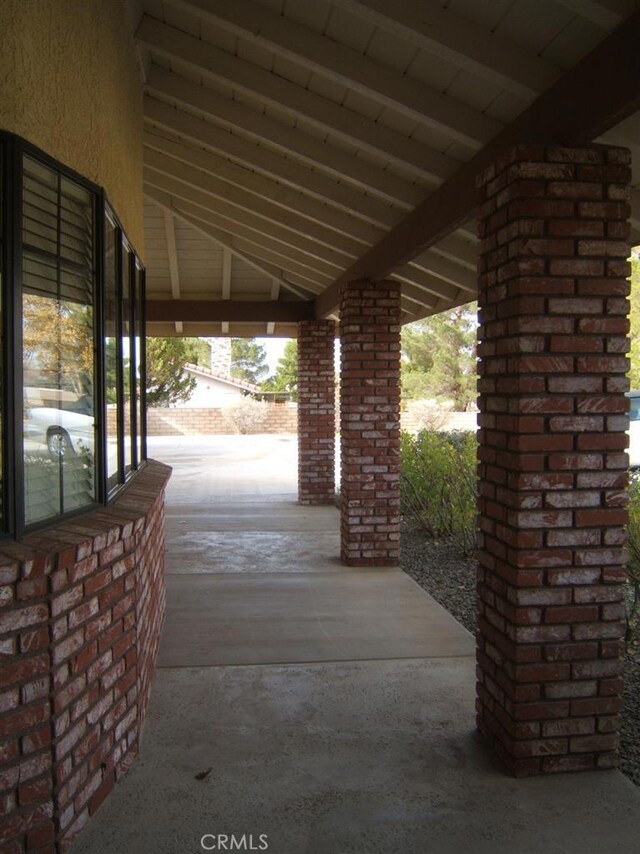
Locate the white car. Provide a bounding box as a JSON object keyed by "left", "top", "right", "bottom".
{"left": 24, "top": 407, "right": 94, "bottom": 458}
{"left": 628, "top": 392, "right": 640, "bottom": 469}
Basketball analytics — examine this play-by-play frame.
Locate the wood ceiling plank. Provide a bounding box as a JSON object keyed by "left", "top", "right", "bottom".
{"left": 147, "top": 65, "right": 441, "bottom": 201}
{"left": 143, "top": 169, "right": 351, "bottom": 273}
{"left": 315, "top": 10, "right": 640, "bottom": 317}
{"left": 330, "top": 0, "right": 559, "bottom": 97}
{"left": 136, "top": 15, "right": 474, "bottom": 180}
{"left": 143, "top": 129, "right": 375, "bottom": 249}
{"left": 144, "top": 96, "right": 398, "bottom": 231}
{"left": 161, "top": 0, "right": 501, "bottom": 147}
{"left": 145, "top": 187, "right": 316, "bottom": 299}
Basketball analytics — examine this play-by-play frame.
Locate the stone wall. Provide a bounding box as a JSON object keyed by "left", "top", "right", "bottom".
{"left": 0, "top": 461, "right": 170, "bottom": 852}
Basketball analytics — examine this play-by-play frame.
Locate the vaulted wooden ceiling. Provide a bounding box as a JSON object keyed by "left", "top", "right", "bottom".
{"left": 135, "top": 0, "right": 640, "bottom": 338}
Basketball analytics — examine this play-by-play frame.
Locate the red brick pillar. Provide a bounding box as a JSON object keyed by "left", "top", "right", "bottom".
{"left": 297, "top": 320, "right": 336, "bottom": 505}
{"left": 476, "top": 143, "right": 631, "bottom": 775}
{"left": 340, "top": 279, "right": 401, "bottom": 566}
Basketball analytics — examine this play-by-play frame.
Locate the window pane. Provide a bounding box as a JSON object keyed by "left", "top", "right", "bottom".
{"left": 0, "top": 151, "right": 3, "bottom": 527}
{"left": 134, "top": 264, "right": 144, "bottom": 466}
{"left": 122, "top": 243, "right": 132, "bottom": 477}
{"left": 104, "top": 212, "right": 120, "bottom": 491}
{"left": 22, "top": 157, "right": 96, "bottom": 524}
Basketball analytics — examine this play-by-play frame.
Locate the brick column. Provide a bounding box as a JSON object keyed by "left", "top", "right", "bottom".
{"left": 297, "top": 320, "right": 336, "bottom": 505}
{"left": 476, "top": 143, "right": 631, "bottom": 775}
{"left": 340, "top": 279, "right": 401, "bottom": 566}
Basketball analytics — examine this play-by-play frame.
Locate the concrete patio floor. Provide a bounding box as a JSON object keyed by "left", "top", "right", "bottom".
{"left": 72, "top": 435, "right": 640, "bottom": 854}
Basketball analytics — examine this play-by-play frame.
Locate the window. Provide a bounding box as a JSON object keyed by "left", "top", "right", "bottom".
{"left": 0, "top": 134, "right": 146, "bottom": 537}
{"left": 22, "top": 156, "right": 96, "bottom": 524}
{"left": 104, "top": 210, "right": 121, "bottom": 491}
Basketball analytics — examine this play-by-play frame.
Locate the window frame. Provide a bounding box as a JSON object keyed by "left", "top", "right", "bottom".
{"left": 0, "top": 132, "right": 147, "bottom": 539}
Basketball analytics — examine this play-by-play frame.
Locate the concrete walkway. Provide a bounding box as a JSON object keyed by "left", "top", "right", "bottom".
{"left": 73, "top": 435, "right": 640, "bottom": 854}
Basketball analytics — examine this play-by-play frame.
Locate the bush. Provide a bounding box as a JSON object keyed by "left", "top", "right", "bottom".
{"left": 400, "top": 429, "right": 477, "bottom": 553}
{"left": 223, "top": 396, "right": 268, "bottom": 434}
{"left": 626, "top": 476, "right": 640, "bottom": 650}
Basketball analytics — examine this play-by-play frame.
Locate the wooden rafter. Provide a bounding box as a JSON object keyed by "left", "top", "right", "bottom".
{"left": 160, "top": 0, "right": 501, "bottom": 148}
{"left": 315, "top": 9, "right": 640, "bottom": 317}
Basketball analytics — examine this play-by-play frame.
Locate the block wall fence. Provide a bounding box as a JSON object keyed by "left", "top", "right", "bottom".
{"left": 0, "top": 461, "right": 171, "bottom": 852}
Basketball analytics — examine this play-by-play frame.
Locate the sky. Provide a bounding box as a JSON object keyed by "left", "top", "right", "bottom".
{"left": 256, "top": 337, "right": 289, "bottom": 375}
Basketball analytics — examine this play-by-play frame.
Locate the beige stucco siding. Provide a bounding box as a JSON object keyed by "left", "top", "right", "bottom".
{"left": 0, "top": 0, "right": 144, "bottom": 255}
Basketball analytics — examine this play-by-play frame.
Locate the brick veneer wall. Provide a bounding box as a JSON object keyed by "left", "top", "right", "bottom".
{"left": 340, "top": 279, "right": 401, "bottom": 566}
{"left": 476, "top": 143, "right": 630, "bottom": 775}
{"left": 298, "top": 320, "right": 336, "bottom": 504}
{"left": 0, "top": 461, "right": 170, "bottom": 852}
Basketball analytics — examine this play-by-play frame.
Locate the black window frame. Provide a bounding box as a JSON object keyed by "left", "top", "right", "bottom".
{"left": 0, "top": 132, "right": 147, "bottom": 539}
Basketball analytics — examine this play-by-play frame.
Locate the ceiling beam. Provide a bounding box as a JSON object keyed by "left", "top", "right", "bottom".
{"left": 163, "top": 209, "right": 183, "bottom": 333}
{"left": 143, "top": 128, "right": 383, "bottom": 247}
{"left": 144, "top": 163, "right": 354, "bottom": 270}
{"left": 329, "top": 0, "right": 559, "bottom": 98}
{"left": 145, "top": 188, "right": 315, "bottom": 299}
{"left": 136, "top": 16, "right": 469, "bottom": 181}
{"left": 553, "top": 0, "right": 634, "bottom": 29}
{"left": 143, "top": 133, "right": 372, "bottom": 252}
{"left": 144, "top": 97, "right": 398, "bottom": 231}
{"left": 147, "top": 66, "right": 438, "bottom": 203}
{"left": 144, "top": 172, "right": 345, "bottom": 280}
{"left": 315, "top": 10, "right": 640, "bottom": 317}
{"left": 147, "top": 299, "right": 314, "bottom": 324}
{"left": 161, "top": 0, "right": 501, "bottom": 148}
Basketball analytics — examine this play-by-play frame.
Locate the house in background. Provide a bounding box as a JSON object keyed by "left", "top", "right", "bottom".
{"left": 181, "top": 362, "right": 259, "bottom": 407}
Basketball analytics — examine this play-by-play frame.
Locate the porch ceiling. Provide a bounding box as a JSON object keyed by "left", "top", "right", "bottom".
{"left": 136, "top": 0, "right": 640, "bottom": 338}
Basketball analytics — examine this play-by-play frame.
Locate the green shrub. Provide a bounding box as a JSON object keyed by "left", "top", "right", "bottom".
{"left": 626, "top": 476, "right": 640, "bottom": 650}
{"left": 400, "top": 429, "right": 477, "bottom": 553}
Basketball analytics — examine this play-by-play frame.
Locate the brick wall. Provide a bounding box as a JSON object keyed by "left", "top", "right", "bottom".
{"left": 340, "top": 279, "right": 401, "bottom": 566}
{"left": 298, "top": 321, "right": 336, "bottom": 504}
{"left": 0, "top": 461, "right": 170, "bottom": 852}
{"left": 131, "top": 404, "right": 300, "bottom": 436}
{"left": 476, "top": 143, "right": 630, "bottom": 775}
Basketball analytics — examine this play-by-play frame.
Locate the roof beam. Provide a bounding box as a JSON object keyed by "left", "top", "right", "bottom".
{"left": 329, "top": 0, "right": 558, "bottom": 98}
{"left": 315, "top": 10, "right": 640, "bottom": 317}
{"left": 144, "top": 163, "right": 354, "bottom": 270}
{"left": 163, "top": 209, "right": 183, "bottom": 333}
{"left": 144, "top": 97, "right": 398, "bottom": 231}
{"left": 143, "top": 129, "right": 383, "bottom": 246}
{"left": 143, "top": 130, "right": 374, "bottom": 250}
{"left": 147, "top": 299, "right": 314, "bottom": 324}
{"left": 162, "top": 0, "right": 501, "bottom": 148}
{"left": 136, "top": 16, "right": 468, "bottom": 180}
{"left": 145, "top": 188, "right": 315, "bottom": 299}
{"left": 147, "top": 66, "right": 438, "bottom": 203}
{"left": 553, "top": 0, "right": 634, "bottom": 29}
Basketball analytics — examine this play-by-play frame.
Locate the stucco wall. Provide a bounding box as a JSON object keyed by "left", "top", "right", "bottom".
{"left": 0, "top": 0, "right": 144, "bottom": 255}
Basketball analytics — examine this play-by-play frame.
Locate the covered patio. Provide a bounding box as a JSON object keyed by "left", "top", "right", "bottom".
{"left": 2, "top": 1, "right": 640, "bottom": 850}
{"left": 70, "top": 435, "right": 640, "bottom": 853}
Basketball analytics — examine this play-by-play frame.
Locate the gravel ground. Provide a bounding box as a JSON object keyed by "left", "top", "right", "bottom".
{"left": 401, "top": 528, "right": 640, "bottom": 787}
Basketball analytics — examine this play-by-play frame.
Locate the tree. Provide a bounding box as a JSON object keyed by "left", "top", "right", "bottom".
{"left": 231, "top": 338, "right": 268, "bottom": 385}
{"left": 145, "top": 338, "right": 197, "bottom": 407}
{"left": 628, "top": 251, "right": 640, "bottom": 389}
{"left": 183, "top": 338, "right": 212, "bottom": 368}
{"left": 262, "top": 340, "right": 298, "bottom": 397}
{"left": 401, "top": 302, "right": 477, "bottom": 410}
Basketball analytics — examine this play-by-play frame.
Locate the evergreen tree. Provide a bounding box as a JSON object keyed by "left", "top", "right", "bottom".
{"left": 401, "top": 302, "right": 477, "bottom": 410}
{"left": 262, "top": 340, "right": 298, "bottom": 397}
{"left": 145, "top": 338, "right": 197, "bottom": 407}
{"left": 230, "top": 338, "right": 268, "bottom": 385}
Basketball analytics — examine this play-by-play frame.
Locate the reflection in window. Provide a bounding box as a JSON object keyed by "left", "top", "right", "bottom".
{"left": 122, "top": 242, "right": 133, "bottom": 476}
{"left": 22, "top": 156, "right": 96, "bottom": 524}
{"left": 104, "top": 211, "right": 121, "bottom": 491}
{"left": 134, "top": 263, "right": 145, "bottom": 467}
